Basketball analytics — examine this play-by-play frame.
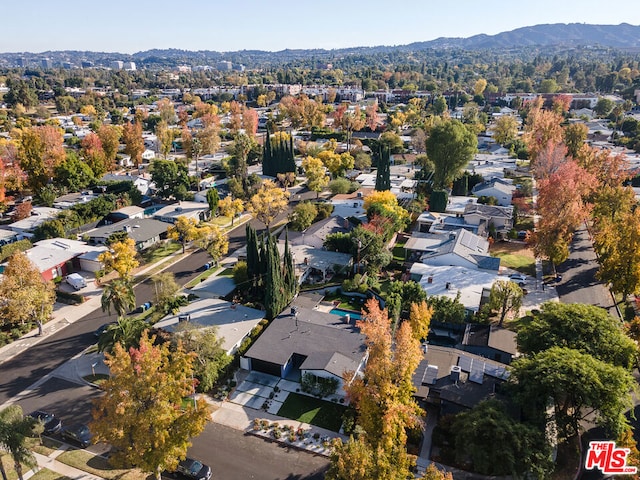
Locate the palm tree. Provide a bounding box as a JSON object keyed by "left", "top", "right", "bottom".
{"left": 0, "top": 405, "right": 42, "bottom": 480}
{"left": 101, "top": 278, "right": 136, "bottom": 318}
{"left": 97, "top": 316, "right": 148, "bottom": 354}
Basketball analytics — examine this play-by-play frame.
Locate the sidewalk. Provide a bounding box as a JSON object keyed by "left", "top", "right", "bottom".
{"left": 28, "top": 451, "right": 105, "bottom": 480}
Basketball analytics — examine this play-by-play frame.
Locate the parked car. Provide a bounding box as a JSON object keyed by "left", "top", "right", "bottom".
{"left": 61, "top": 424, "right": 92, "bottom": 448}
{"left": 28, "top": 410, "right": 62, "bottom": 435}
{"left": 65, "top": 273, "right": 87, "bottom": 291}
{"left": 175, "top": 458, "right": 212, "bottom": 480}
{"left": 508, "top": 274, "right": 528, "bottom": 286}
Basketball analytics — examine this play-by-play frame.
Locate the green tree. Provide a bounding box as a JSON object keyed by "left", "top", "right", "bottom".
{"left": 594, "top": 98, "right": 615, "bottom": 117}
{"left": 206, "top": 188, "right": 219, "bottom": 216}
{"left": 97, "top": 316, "right": 147, "bottom": 354}
{"left": 150, "top": 159, "right": 190, "bottom": 200}
{"left": 490, "top": 115, "right": 519, "bottom": 146}
{"left": 53, "top": 151, "right": 95, "bottom": 192}
{"left": 488, "top": 280, "right": 523, "bottom": 326}
{"left": 91, "top": 331, "right": 210, "bottom": 480}
{"left": 151, "top": 271, "right": 181, "bottom": 315}
{"left": 425, "top": 294, "right": 466, "bottom": 324}
{"left": 510, "top": 346, "right": 635, "bottom": 438}
{"left": 195, "top": 225, "right": 229, "bottom": 266}
{"left": 375, "top": 147, "right": 391, "bottom": 191}
{"left": 452, "top": 400, "right": 553, "bottom": 477}
{"left": 0, "top": 405, "right": 41, "bottom": 480}
{"left": 289, "top": 202, "right": 317, "bottom": 231}
{"left": 351, "top": 226, "right": 392, "bottom": 274}
{"left": 329, "top": 177, "right": 353, "bottom": 195}
{"left": 426, "top": 120, "right": 477, "bottom": 189}
{"left": 174, "top": 325, "right": 232, "bottom": 392}
{"left": 100, "top": 277, "right": 136, "bottom": 319}
{"left": 517, "top": 302, "right": 637, "bottom": 369}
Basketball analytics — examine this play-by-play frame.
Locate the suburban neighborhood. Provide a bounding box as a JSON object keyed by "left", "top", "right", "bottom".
{"left": 2, "top": 16, "right": 640, "bottom": 480}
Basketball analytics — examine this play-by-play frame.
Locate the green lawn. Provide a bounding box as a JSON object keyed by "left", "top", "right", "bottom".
{"left": 184, "top": 266, "right": 220, "bottom": 288}
{"left": 56, "top": 450, "right": 149, "bottom": 480}
{"left": 29, "top": 468, "right": 72, "bottom": 480}
{"left": 277, "top": 392, "right": 346, "bottom": 432}
{"left": 490, "top": 243, "right": 536, "bottom": 276}
{"left": 141, "top": 242, "right": 182, "bottom": 264}
{"left": 392, "top": 240, "right": 407, "bottom": 262}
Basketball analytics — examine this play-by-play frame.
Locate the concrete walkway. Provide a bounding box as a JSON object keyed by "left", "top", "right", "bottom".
{"left": 24, "top": 450, "right": 105, "bottom": 480}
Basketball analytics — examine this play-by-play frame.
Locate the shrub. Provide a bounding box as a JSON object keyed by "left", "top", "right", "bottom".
{"left": 232, "top": 261, "right": 248, "bottom": 286}
{"left": 0, "top": 239, "right": 33, "bottom": 263}
{"left": 56, "top": 290, "right": 85, "bottom": 305}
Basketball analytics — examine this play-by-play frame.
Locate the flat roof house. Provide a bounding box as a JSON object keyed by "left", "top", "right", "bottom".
{"left": 153, "top": 201, "right": 210, "bottom": 224}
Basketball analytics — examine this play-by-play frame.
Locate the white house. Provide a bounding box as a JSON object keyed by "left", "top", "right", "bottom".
{"left": 329, "top": 188, "right": 372, "bottom": 220}
{"left": 153, "top": 201, "right": 210, "bottom": 224}
{"left": 417, "top": 229, "right": 500, "bottom": 271}
{"left": 471, "top": 178, "right": 516, "bottom": 207}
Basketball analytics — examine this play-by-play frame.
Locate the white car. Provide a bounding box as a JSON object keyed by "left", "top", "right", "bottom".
{"left": 508, "top": 274, "right": 528, "bottom": 286}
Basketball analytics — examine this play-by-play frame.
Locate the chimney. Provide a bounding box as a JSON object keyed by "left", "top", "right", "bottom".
{"left": 427, "top": 276, "right": 433, "bottom": 284}
{"left": 450, "top": 365, "right": 461, "bottom": 382}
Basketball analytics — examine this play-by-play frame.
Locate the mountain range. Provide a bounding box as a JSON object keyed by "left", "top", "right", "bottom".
{"left": 2, "top": 23, "right": 640, "bottom": 67}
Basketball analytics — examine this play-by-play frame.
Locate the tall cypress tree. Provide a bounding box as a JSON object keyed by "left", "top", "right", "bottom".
{"left": 264, "top": 234, "right": 284, "bottom": 320}
{"left": 245, "top": 224, "right": 260, "bottom": 292}
{"left": 263, "top": 127, "right": 273, "bottom": 177}
{"left": 375, "top": 146, "right": 391, "bottom": 191}
{"left": 283, "top": 231, "right": 298, "bottom": 301}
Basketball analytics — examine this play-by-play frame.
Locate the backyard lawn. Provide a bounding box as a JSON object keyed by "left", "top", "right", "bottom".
{"left": 490, "top": 241, "right": 536, "bottom": 276}
{"left": 277, "top": 393, "right": 346, "bottom": 432}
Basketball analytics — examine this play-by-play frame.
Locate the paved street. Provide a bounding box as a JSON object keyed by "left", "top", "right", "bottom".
{"left": 555, "top": 223, "right": 619, "bottom": 318}
{"left": 0, "top": 247, "right": 211, "bottom": 405}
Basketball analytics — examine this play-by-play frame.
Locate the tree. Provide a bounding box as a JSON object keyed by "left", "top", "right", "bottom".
{"left": 426, "top": 120, "right": 477, "bottom": 189}
{"left": 420, "top": 465, "right": 453, "bottom": 480}
{"left": 0, "top": 252, "right": 55, "bottom": 329}
{"left": 97, "top": 316, "right": 147, "bottom": 354}
{"left": 452, "top": 400, "right": 553, "bottom": 477}
{"left": 262, "top": 130, "right": 295, "bottom": 177}
{"left": 91, "top": 331, "right": 209, "bottom": 480}
{"left": 491, "top": 115, "right": 519, "bottom": 145}
{"left": 425, "top": 294, "right": 466, "bottom": 323}
{"left": 53, "top": 152, "right": 95, "bottom": 191}
{"left": 594, "top": 205, "right": 640, "bottom": 301}
{"left": 318, "top": 151, "right": 354, "bottom": 179}
{"left": 510, "top": 346, "right": 635, "bottom": 439}
{"left": 563, "top": 122, "right": 588, "bottom": 160}
{"left": 98, "top": 238, "right": 139, "bottom": 278}
{"left": 81, "top": 132, "right": 109, "bottom": 177}
{"left": 363, "top": 190, "right": 410, "bottom": 239}
{"left": 523, "top": 99, "right": 564, "bottom": 166}
{"left": 354, "top": 151, "right": 372, "bottom": 171}
{"left": 173, "top": 325, "right": 232, "bottom": 392}
{"left": 595, "top": 98, "right": 615, "bottom": 117}
{"left": 97, "top": 125, "right": 122, "bottom": 171}
{"left": 329, "top": 177, "right": 353, "bottom": 195}
{"left": 150, "top": 159, "right": 190, "bottom": 200}
{"left": 264, "top": 234, "right": 284, "bottom": 320}
{"left": 488, "top": 280, "right": 523, "bottom": 326}
{"left": 331, "top": 298, "right": 423, "bottom": 479}
{"left": 302, "top": 156, "right": 329, "bottom": 198}
{"left": 156, "top": 120, "right": 173, "bottom": 158}
{"left": 122, "top": 120, "right": 145, "bottom": 167}
{"left": 375, "top": 147, "right": 391, "bottom": 191}
{"left": 100, "top": 277, "right": 136, "bottom": 319}
{"left": 350, "top": 226, "right": 392, "bottom": 274}
{"left": 0, "top": 405, "right": 41, "bottom": 480}
{"left": 206, "top": 188, "right": 219, "bottom": 216}
{"left": 17, "top": 125, "right": 66, "bottom": 192}
{"left": 167, "top": 217, "right": 203, "bottom": 254}
{"left": 408, "top": 300, "right": 433, "bottom": 342}
{"left": 195, "top": 225, "right": 229, "bottom": 265}
{"left": 217, "top": 196, "right": 244, "bottom": 225}
{"left": 246, "top": 179, "right": 290, "bottom": 230}
{"left": 151, "top": 271, "right": 182, "bottom": 315}
{"left": 517, "top": 302, "right": 638, "bottom": 369}
{"left": 379, "top": 131, "right": 404, "bottom": 153}
{"left": 289, "top": 202, "right": 318, "bottom": 231}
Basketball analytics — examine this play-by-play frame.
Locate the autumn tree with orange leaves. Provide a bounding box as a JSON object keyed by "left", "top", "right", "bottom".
{"left": 327, "top": 298, "right": 428, "bottom": 480}
{"left": 16, "top": 125, "right": 65, "bottom": 192}
{"left": 122, "top": 120, "right": 145, "bottom": 167}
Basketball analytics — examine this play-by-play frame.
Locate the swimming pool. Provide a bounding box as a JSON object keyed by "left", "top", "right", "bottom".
{"left": 330, "top": 308, "right": 362, "bottom": 320}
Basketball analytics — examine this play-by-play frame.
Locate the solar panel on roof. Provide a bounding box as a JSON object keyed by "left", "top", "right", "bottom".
{"left": 458, "top": 355, "right": 473, "bottom": 372}
{"left": 469, "top": 361, "right": 485, "bottom": 384}
{"left": 485, "top": 364, "right": 510, "bottom": 380}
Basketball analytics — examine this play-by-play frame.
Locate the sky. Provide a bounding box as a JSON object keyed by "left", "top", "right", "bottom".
{"left": 3, "top": 0, "right": 640, "bottom": 54}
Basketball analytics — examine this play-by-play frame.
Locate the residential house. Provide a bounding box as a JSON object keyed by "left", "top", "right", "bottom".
{"left": 412, "top": 345, "right": 509, "bottom": 415}
{"left": 411, "top": 229, "right": 500, "bottom": 271}
{"left": 101, "top": 205, "right": 145, "bottom": 224}
{"left": 284, "top": 216, "right": 353, "bottom": 249}
{"left": 155, "top": 298, "right": 265, "bottom": 355}
{"left": 329, "top": 188, "right": 372, "bottom": 221}
{"left": 463, "top": 203, "right": 514, "bottom": 235}
{"left": 84, "top": 218, "right": 168, "bottom": 251}
{"left": 460, "top": 324, "right": 518, "bottom": 365}
{"left": 410, "top": 264, "right": 500, "bottom": 314}
{"left": 241, "top": 306, "right": 367, "bottom": 391}
{"left": 100, "top": 173, "right": 154, "bottom": 196}
{"left": 7, "top": 207, "right": 60, "bottom": 236}
{"left": 278, "top": 243, "right": 353, "bottom": 284}
{"left": 153, "top": 201, "right": 210, "bottom": 224}
{"left": 53, "top": 192, "right": 97, "bottom": 210}
{"left": 21, "top": 238, "right": 107, "bottom": 280}
{"left": 471, "top": 178, "right": 516, "bottom": 207}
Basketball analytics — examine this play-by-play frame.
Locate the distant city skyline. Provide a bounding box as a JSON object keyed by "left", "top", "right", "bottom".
{"left": 3, "top": 0, "right": 640, "bottom": 54}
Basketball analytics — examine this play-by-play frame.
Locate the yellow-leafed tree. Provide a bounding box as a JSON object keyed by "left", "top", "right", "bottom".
{"left": 98, "top": 238, "right": 139, "bottom": 278}
{"left": 91, "top": 331, "right": 209, "bottom": 480}
{"left": 217, "top": 196, "right": 244, "bottom": 225}
{"left": 167, "top": 217, "right": 203, "bottom": 254}
{"left": 302, "top": 156, "right": 329, "bottom": 198}
{"left": 246, "top": 180, "right": 290, "bottom": 229}
{"left": 0, "top": 251, "right": 55, "bottom": 328}
{"left": 196, "top": 225, "right": 229, "bottom": 266}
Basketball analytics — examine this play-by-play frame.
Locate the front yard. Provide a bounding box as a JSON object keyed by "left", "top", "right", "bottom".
{"left": 277, "top": 393, "right": 347, "bottom": 432}
{"left": 490, "top": 241, "right": 536, "bottom": 276}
